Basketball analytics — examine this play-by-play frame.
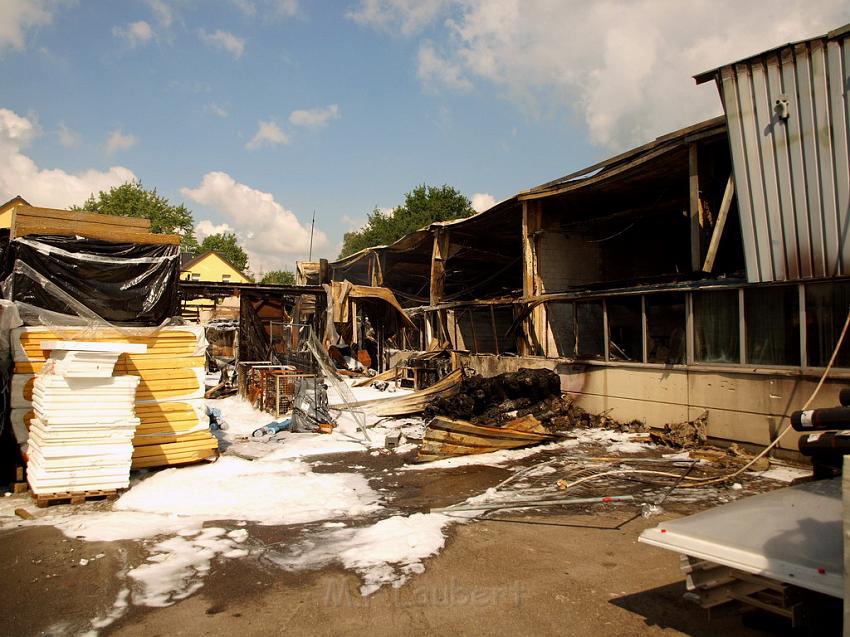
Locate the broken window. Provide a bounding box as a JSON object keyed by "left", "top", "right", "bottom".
{"left": 606, "top": 297, "right": 642, "bottom": 361}
{"left": 493, "top": 306, "right": 517, "bottom": 354}
{"left": 806, "top": 281, "right": 850, "bottom": 367}
{"left": 694, "top": 290, "right": 739, "bottom": 364}
{"left": 746, "top": 286, "right": 800, "bottom": 366}
{"left": 645, "top": 293, "right": 686, "bottom": 364}
{"left": 576, "top": 301, "right": 604, "bottom": 359}
{"left": 457, "top": 308, "right": 501, "bottom": 354}
{"left": 547, "top": 301, "right": 576, "bottom": 357}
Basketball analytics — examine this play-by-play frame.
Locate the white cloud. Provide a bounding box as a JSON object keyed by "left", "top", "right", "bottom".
{"left": 105, "top": 129, "right": 137, "bottom": 154}
{"left": 199, "top": 29, "right": 245, "bottom": 59}
{"left": 246, "top": 120, "right": 288, "bottom": 149}
{"left": 56, "top": 122, "right": 79, "bottom": 147}
{"left": 417, "top": 40, "right": 470, "bottom": 91}
{"left": 195, "top": 219, "right": 235, "bottom": 240}
{"left": 0, "top": 107, "right": 136, "bottom": 208}
{"left": 289, "top": 104, "right": 340, "bottom": 129}
{"left": 182, "top": 172, "right": 327, "bottom": 272}
{"left": 470, "top": 192, "right": 495, "bottom": 212}
{"left": 231, "top": 0, "right": 297, "bottom": 18}
{"left": 0, "top": 0, "right": 55, "bottom": 53}
{"left": 352, "top": 0, "right": 850, "bottom": 149}
{"left": 231, "top": 0, "right": 257, "bottom": 16}
{"left": 347, "top": 0, "right": 450, "bottom": 35}
{"left": 146, "top": 0, "right": 173, "bottom": 27}
{"left": 113, "top": 21, "right": 155, "bottom": 47}
{"left": 206, "top": 103, "right": 228, "bottom": 118}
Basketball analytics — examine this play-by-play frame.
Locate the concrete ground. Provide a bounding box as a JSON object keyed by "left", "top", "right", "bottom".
{"left": 0, "top": 506, "right": 809, "bottom": 637}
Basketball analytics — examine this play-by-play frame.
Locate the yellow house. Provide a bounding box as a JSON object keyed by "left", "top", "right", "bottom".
{"left": 180, "top": 251, "right": 249, "bottom": 322}
{"left": 0, "top": 196, "right": 30, "bottom": 229}
{"left": 180, "top": 251, "right": 249, "bottom": 284}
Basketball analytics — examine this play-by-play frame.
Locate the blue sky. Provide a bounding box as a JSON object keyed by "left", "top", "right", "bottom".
{"left": 2, "top": 1, "right": 848, "bottom": 274}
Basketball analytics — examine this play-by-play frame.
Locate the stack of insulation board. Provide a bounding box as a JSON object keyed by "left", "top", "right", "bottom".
{"left": 27, "top": 341, "right": 143, "bottom": 494}
{"left": 10, "top": 325, "right": 218, "bottom": 469}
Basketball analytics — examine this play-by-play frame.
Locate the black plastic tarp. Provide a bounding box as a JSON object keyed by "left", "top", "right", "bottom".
{"left": 2, "top": 235, "right": 180, "bottom": 325}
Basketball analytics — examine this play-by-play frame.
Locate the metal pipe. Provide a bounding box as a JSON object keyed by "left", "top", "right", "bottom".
{"left": 431, "top": 494, "right": 634, "bottom": 514}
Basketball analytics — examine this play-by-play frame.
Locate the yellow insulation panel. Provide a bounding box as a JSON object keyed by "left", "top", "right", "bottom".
{"left": 12, "top": 325, "right": 206, "bottom": 362}
{"left": 13, "top": 400, "right": 206, "bottom": 437}
{"left": 132, "top": 437, "right": 219, "bottom": 459}
{"left": 133, "top": 430, "right": 214, "bottom": 446}
{"left": 131, "top": 448, "right": 217, "bottom": 469}
{"left": 15, "top": 356, "right": 205, "bottom": 375}
{"left": 13, "top": 369, "right": 205, "bottom": 406}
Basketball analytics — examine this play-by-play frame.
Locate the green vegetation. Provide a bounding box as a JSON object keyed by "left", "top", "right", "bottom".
{"left": 73, "top": 180, "right": 197, "bottom": 250}
{"left": 260, "top": 270, "right": 296, "bottom": 285}
{"left": 339, "top": 184, "right": 474, "bottom": 259}
{"left": 197, "top": 232, "right": 250, "bottom": 274}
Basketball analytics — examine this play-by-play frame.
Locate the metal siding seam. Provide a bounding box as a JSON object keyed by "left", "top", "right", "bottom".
{"left": 810, "top": 40, "right": 839, "bottom": 276}
{"left": 752, "top": 59, "right": 787, "bottom": 280}
{"left": 739, "top": 63, "right": 775, "bottom": 280}
{"left": 795, "top": 43, "right": 827, "bottom": 277}
{"left": 828, "top": 38, "right": 850, "bottom": 277}
{"left": 782, "top": 47, "right": 814, "bottom": 278}
{"left": 721, "top": 67, "right": 761, "bottom": 282}
{"left": 767, "top": 53, "right": 801, "bottom": 279}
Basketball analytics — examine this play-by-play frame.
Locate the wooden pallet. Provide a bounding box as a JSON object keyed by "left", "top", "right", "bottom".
{"left": 10, "top": 466, "right": 28, "bottom": 494}
{"left": 31, "top": 488, "right": 118, "bottom": 508}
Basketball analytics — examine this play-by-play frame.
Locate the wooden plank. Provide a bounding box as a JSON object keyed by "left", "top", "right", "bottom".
{"left": 418, "top": 440, "right": 515, "bottom": 457}
{"left": 13, "top": 218, "right": 180, "bottom": 245}
{"left": 425, "top": 428, "right": 545, "bottom": 449}
{"left": 14, "top": 205, "right": 150, "bottom": 229}
{"left": 428, "top": 417, "right": 552, "bottom": 441}
{"left": 702, "top": 175, "right": 735, "bottom": 273}
{"left": 13, "top": 216, "right": 152, "bottom": 235}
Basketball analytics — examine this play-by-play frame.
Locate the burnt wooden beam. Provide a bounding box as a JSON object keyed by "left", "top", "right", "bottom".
{"left": 702, "top": 175, "right": 735, "bottom": 273}
{"left": 689, "top": 143, "right": 702, "bottom": 271}
{"left": 429, "top": 227, "right": 450, "bottom": 306}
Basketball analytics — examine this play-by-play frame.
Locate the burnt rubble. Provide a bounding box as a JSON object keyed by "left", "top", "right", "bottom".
{"left": 424, "top": 368, "right": 648, "bottom": 433}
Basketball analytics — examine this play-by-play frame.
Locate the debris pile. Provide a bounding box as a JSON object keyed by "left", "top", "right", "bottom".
{"left": 649, "top": 411, "right": 708, "bottom": 448}
{"left": 425, "top": 368, "right": 564, "bottom": 426}
{"left": 422, "top": 368, "right": 647, "bottom": 434}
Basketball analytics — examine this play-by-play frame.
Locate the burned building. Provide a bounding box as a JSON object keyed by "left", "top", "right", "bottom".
{"left": 330, "top": 24, "right": 850, "bottom": 456}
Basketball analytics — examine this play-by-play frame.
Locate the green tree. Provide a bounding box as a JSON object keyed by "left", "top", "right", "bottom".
{"left": 260, "top": 269, "right": 296, "bottom": 285}
{"left": 73, "top": 180, "right": 197, "bottom": 250}
{"left": 197, "top": 232, "right": 249, "bottom": 274}
{"left": 339, "top": 184, "right": 475, "bottom": 258}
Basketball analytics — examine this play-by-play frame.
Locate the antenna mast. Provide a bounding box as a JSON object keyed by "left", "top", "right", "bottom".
{"left": 308, "top": 210, "right": 315, "bottom": 261}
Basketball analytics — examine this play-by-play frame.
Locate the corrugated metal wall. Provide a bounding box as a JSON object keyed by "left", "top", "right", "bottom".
{"left": 718, "top": 30, "right": 849, "bottom": 282}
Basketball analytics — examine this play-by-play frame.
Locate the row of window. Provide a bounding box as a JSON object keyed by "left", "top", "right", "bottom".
{"left": 544, "top": 280, "right": 850, "bottom": 368}
{"left": 418, "top": 280, "right": 850, "bottom": 369}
